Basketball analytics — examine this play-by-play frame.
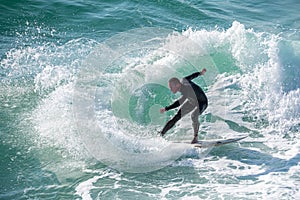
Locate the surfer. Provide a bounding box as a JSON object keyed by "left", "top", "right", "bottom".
{"left": 159, "top": 68, "right": 208, "bottom": 144}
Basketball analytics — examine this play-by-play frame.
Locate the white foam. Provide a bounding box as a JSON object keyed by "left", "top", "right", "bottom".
{"left": 75, "top": 176, "right": 102, "bottom": 200}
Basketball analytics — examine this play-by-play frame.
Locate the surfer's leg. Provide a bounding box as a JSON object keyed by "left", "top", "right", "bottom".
{"left": 160, "top": 110, "right": 181, "bottom": 136}
{"left": 191, "top": 103, "right": 207, "bottom": 143}
{"left": 160, "top": 102, "right": 194, "bottom": 136}
{"left": 191, "top": 108, "right": 200, "bottom": 143}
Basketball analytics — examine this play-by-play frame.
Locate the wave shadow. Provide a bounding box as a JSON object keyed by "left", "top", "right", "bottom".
{"left": 209, "top": 144, "right": 300, "bottom": 180}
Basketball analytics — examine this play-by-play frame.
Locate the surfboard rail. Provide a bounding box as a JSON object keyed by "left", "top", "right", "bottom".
{"left": 172, "top": 135, "right": 248, "bottom": 148}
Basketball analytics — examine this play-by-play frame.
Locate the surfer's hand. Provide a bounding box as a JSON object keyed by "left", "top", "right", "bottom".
{"left": 160, "top": 108, "right": 166, "bottom": 114}
{"left": 200, "top": 68, "right": 206, "bottom": 75}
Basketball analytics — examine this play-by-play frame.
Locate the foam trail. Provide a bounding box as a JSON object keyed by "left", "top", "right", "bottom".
{"left": 73, "top": 28, "right": 203, "bottom": 172}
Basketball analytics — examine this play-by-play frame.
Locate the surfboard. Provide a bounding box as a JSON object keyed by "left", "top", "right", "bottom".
{"left": 173, "top": 135, "right": 247, "bottom": 148}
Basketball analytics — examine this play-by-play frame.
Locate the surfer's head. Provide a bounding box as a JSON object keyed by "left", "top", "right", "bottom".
{"left": 168, "top": 77, "right": 181, "bottom": 93}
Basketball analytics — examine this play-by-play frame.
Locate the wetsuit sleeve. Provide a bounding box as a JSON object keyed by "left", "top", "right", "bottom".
{"left": 184, "top": 72, "right": 201, "bottom": 81}
{"left": 165, "top": 96, "right": 186, "bottom": 111}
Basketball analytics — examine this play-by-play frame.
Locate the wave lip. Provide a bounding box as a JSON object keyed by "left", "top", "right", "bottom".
{"left": 73, "top": 27, "right": 208, "bottom": 173}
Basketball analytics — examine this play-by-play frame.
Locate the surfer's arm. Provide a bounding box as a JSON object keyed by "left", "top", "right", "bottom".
{"left": 184, "top": 69, "right": 206, "bottom": 81}
{"left": 165, "top": 96, "right": 186, "bottom": 111}
{"left": 184, "top": 72, "right": 201, "bottom": 81}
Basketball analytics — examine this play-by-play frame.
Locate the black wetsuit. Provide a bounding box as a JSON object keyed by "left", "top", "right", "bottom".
{"left": 161, "top": 72, "right": 208, "bottom": 136}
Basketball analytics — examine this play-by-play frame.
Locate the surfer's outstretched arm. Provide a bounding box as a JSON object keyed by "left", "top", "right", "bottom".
{"left": 160, "top": 95, "right": 186, "bottom": 114}
{"left": 184, "top": 68, "right": 206, "bottom": 81}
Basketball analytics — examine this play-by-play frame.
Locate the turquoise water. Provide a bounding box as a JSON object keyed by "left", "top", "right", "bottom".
{"left": 1, "top": 0, "right": 300, "bottom": 199}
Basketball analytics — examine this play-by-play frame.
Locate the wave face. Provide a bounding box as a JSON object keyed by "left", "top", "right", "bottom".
{"left": 3, "top": 22, "right": 299, "bottom": 170}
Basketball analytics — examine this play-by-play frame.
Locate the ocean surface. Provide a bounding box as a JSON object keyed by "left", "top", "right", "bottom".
{"left": 1, "top": 0, "right": 300, "bottom": 199}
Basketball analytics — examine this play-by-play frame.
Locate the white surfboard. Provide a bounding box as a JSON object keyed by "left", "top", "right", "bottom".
{"left": 173, "top": 135, "right": 247, "bottom": 148}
